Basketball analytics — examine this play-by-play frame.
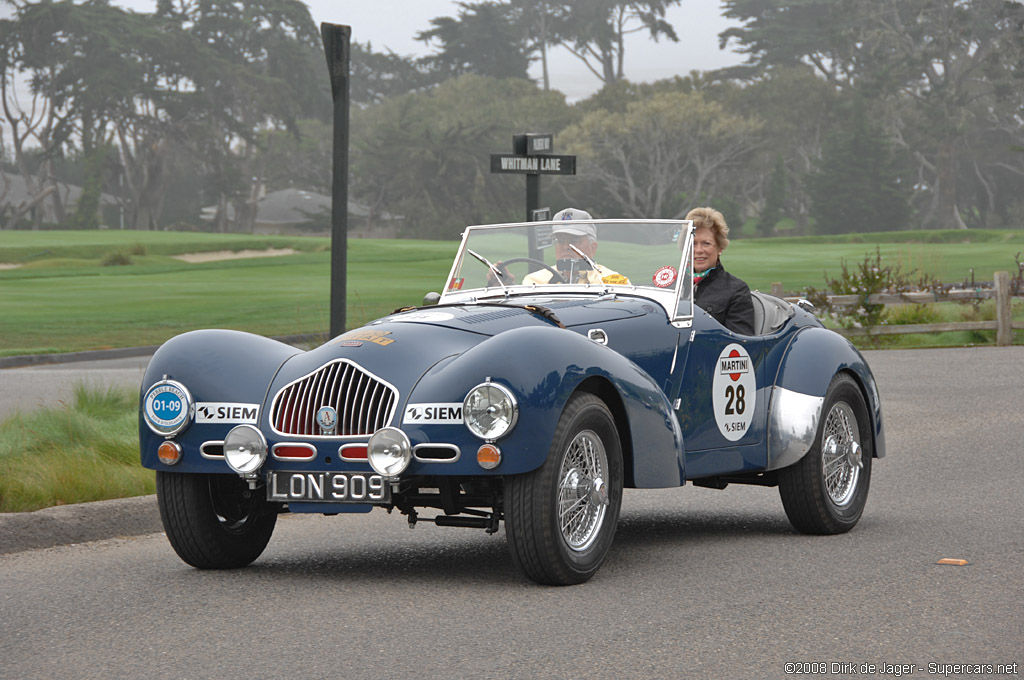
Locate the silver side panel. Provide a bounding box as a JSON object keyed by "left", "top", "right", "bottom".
{"left": 766, "top": 387, "right": 824, "bottom": 471}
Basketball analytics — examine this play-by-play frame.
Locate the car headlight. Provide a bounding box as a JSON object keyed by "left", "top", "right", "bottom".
{"left": 223, "top": 424, "right": 268, "bottom": 478}
{"left": 463, "top": 381, "right": 518, "bottom": 441}
{"left": 367, "top": 427, "right": 412, "bottom": 477}
{"left": 142, "top": 379, "right": 194, "bottom": 437}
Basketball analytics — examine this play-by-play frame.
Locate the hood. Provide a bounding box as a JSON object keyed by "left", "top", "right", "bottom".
{"left": 271, "top": 321, "right": 485, "bottom": 401}
{"left": 379, "top": 296, "right": 653, "bottom": 336}
{"left": 267, "top": 296, "right": 655, "bottom": 406}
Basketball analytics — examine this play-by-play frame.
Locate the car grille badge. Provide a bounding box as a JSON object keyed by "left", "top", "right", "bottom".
{"left": 316, "top": 406, "right": 338, "bottom": 435}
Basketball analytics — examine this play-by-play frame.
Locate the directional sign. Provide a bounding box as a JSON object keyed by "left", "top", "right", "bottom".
{"left": 489, "top": 154, "right": 576, "bottom": 175}
{"left": 514, "top": 133, "right": 554, "bottom": 155}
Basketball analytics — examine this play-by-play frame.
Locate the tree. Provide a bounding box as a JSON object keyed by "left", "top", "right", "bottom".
{"left": 720, "top": 0, "right": 1024, "bottom": 230}
{"left": 549, "top": 0, "right": 682, "bottom": 85}
{"left": 0, "top": 8, "right": 68, "bottom": 228}
{"left": 417, "top": 2, "right": 532, "bottom": 80}
{"left": 350, "top": 41, "right": 438, "bottom": 106}
{"left": 558, "top": 90, "right": 764, "bottom": 218}
{"left": 155, "top": 0, "right": 328, "bottom": 232}
{"left": 422, "top": 0, "right": 683, "bottom": 88}
{"left": 508, "top": 0, "right": 564, "bottom": 90}
{"left": 807, "top": 96, "right": 912, "bottom": 234}
{"left": 350, "top": 75, "right": 576, "bottom": 238}
{"left": 724, "top": 66, "right": 836, "bottom": 234}
{"left": 758, "top": 153, "right": 786, "bottom": 236}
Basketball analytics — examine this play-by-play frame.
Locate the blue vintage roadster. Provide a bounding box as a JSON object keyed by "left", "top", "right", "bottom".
{"left": 140, "top": 219, "right": 885, "bottom": 585}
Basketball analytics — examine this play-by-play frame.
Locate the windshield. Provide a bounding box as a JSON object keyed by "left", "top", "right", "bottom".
{"left": 441, "top": 219, "right": 694, "bottom": 323}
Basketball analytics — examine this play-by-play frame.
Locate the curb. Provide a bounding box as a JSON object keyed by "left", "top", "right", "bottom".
{"left": 0, "top": 495, "right": 162, "bottom": 554}
{"left": 0, "top": 346, "right": 161, "bottom": 369}
{"left": 0, "top": 333, "right": 325, "bottom": 369}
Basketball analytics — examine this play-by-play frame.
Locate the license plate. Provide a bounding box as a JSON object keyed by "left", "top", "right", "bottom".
{"left": 267, "top": 471, "right": 391, "bottom": 504}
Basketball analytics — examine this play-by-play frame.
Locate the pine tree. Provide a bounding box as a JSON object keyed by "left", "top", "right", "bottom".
{"left": 759, "top": 153, "right": 786, "bottom": 236}
{"left": 808, "top": 97, "right": 912, "bottom": 234}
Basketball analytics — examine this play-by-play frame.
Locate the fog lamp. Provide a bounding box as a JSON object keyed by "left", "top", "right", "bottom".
{"left": 476, "top": 443, "right": 501, "bottom": 470}
{"left": 157, "top": 441, "right": 182, "bottom": 466}
{"left": 223, "top": 424, "right": 268, "bottom": 478}
{"left": 463, "top": 382, "right": 518, "bottom": 440}
{"left": 367, "top": 427, "right": 411, "bottom": 477}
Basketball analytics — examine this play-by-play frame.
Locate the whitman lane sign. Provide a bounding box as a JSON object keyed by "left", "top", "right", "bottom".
{"left": 489, "top": 153, "right": 577, "bottom": 175}
{"left": 489, "top": 132, "right": 577, "bottom": 176}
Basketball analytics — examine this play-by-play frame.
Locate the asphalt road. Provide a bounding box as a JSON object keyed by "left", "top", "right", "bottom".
{"left": 0, "top": 353, "right": 150, "bottom": 419}
{"left": 1, "top": 347, "right": 1022, "bottom": 679}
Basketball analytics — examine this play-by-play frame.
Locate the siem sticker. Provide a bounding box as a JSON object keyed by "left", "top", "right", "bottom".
{"left": 403, "top": 402, "right": 464, "bottom": 425}
{"left": 195, "top": 402, "right": 259, "bottom": 424}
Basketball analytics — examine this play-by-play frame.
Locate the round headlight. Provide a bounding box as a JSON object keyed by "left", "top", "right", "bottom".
{"left": 223, "top": 424, "right": 268, "bottom": 476}
{"left": 142, "top": 379, "right": 194, "bottom": 437}
{"left": 463, "top": 382, "right": 518, "bottom": 440}
{"left": 367, "top": 427, "right": 411, "bottom": 477}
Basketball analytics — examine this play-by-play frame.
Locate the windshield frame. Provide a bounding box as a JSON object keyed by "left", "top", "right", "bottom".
{"left": 440, "top": 219, "right": 695, "bottom": 327}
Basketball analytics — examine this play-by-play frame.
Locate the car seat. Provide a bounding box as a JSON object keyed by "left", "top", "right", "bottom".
{"left": 750, "top": 291, "right": 795, "bottom": 335}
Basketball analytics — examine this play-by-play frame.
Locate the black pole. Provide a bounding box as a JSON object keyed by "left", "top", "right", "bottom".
{"left": 321, "top": 23, "right": 350, "bottom": 339}
{"left": 526, "top": 173, "right": 541, "bottom": 261}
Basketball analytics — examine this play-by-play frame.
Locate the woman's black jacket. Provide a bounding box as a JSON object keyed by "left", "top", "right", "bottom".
{"left": 693, "top": 262, "right": 755, "bottom": 335}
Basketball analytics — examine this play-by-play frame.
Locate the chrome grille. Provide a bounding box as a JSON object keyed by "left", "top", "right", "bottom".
{"left": 270, "top": 359, "right": 398, "bottom": 437}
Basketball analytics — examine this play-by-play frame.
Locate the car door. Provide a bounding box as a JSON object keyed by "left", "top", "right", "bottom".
{"left": 665, "top": 229, "right": 769, "bottom": 478}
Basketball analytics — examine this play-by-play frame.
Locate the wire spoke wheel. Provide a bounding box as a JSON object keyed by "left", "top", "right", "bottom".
{"left": 505, "top": 393, "right": 623, "bottom": 585}
{"left": 778, "top": 374, "right": 873, "bottom": 535}
{"left": 557, "top": 430, "right": 609, "bottom": 552}
{"left": 820, "top": 402, "right": 862, "bottom": 506}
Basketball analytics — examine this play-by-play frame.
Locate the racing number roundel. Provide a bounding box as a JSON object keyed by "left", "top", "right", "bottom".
{"left": 711, "top": 343, "right": 756, "bottom": 442}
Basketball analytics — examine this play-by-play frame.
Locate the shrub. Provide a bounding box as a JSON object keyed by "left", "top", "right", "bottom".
{"left": 101, "top": 250, "right": 132, "bottom": 266}
{"left": 959, "top": 301, "right": 997, "bottom": 345}
{"left": 804, "top": 248, "right": 904, "bottom": 342}
{"left": 887, "top": 303, "right": 941, "bottom": 326}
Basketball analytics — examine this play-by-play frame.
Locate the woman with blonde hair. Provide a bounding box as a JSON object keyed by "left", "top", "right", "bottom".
{"left": 685, "top": 207, "right": 754, "bottom": 335}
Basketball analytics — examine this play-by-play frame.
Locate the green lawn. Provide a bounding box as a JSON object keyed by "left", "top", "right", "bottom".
{"left": 0, "top": 233, "right": 457, "bottom": 355}
{"left": 1, "top": 228, "right": 1021, "bottom": 356}
{"left": 724, "top": 230, "right": 1024, "bottom": 295}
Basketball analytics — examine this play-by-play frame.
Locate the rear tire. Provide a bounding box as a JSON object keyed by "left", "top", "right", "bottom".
{"left": 505, "top": 393, "right": 623, "bottom": 585}
{"left": 157, "top": 471, "right": 278, "bottom": 569}
{"left": 778, "top": 374, "right": 873, "bottom": 534}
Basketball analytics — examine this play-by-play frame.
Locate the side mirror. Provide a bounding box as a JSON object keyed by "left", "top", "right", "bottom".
{"left": 422, "top": 292, "right": 441, "bottom": 306}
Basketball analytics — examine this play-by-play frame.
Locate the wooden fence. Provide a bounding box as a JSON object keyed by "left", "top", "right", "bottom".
{"left": 776, "top": 270, "right": 1022, "bottom": 346}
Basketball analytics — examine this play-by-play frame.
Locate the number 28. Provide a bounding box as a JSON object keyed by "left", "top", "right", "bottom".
{"left": 724, "top": 384, "right": 746, "bottom": 415}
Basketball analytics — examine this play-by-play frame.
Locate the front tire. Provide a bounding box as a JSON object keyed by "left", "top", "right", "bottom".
{"left": 778, "top": 373, "right": 873, "bottom": 534}
{"left": 157, "top": 471, "right": 278, "bottom": 569}
{"left": 505, "top": 393, "right": 623, "bottom": 585}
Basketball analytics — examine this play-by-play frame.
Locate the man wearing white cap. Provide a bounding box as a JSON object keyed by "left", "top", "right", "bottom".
{"left": 522, "top": 208, "right": 629, "bottom": 285}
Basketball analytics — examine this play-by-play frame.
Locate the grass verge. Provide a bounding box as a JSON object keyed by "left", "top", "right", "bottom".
{"left": 0, "top": 384, "right": 152, "bottom": 513}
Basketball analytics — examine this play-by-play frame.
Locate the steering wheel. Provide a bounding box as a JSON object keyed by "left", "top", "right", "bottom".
{"left": 497, "top": 257, "right": 567, "bottom": 284}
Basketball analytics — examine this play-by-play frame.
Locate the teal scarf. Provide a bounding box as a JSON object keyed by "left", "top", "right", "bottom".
{"left": 693, "top": 266, "right": 716, "bottom": 286}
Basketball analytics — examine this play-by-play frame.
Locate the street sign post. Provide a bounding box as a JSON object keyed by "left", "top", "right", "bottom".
{"left": 490, "top": 133, "right": 576, "bottom": 261}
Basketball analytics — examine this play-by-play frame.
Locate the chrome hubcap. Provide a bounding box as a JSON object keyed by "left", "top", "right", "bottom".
{"left": 558, "top": 430, "right": 609, "bottom": 552}
{"left": 821, "top": 402, "right": 862, "bottom": 506}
